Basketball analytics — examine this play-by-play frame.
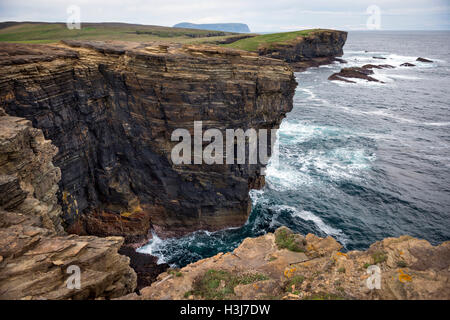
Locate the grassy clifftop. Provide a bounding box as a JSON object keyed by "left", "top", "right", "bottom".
{"left": 222, "top": 29, "right": 323, "bottom": 51}
{"left": 0, "top": 22, "right": 243, "bottom": 44}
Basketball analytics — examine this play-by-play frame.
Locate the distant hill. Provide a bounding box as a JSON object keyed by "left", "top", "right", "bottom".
{"left": 173, "top": 22, "right": 250, "bottom": 33}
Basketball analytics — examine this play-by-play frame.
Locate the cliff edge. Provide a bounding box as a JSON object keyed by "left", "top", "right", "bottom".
{"left": 224, "top": 29, "right": 348, "bottom": 71}
{"left": 123, "top": 227, "right": 450, "bottom": 300}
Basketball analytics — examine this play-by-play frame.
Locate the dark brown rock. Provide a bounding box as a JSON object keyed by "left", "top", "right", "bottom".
{"left": 118, "top": 245, "right": 169, "bottom": 290}
{"left": 0, "top": 113, "right": 137, "bottom": 299}
{"left": 328, "top": 67, "right": 383, "bottom": 83}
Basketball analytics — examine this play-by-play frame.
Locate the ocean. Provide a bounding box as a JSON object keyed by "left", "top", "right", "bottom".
{"left": 138, "top": 31, "right": 450, "bottom": 267}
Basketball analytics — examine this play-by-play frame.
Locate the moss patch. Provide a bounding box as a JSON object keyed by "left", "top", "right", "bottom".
{"left": 191, "top": 269, "right": 269, "bottom": 300}
{"left": 372, "top": 250, "right": 387, "bottom": 264}
{"left": 285, "top": 275, "right": 305, "bottom": 293}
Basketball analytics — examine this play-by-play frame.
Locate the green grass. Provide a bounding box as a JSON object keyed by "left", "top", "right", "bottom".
{"left": 167, "top": 269, "right": 183, "bottom": 277}
{"left": 0, "top": 22, "right": 242, "bottom": 44}
{"left": 275, "top": 228, "right": 305, "bottom": 252}
{"left": 285, "top": 275, "right": 305, "bottom": 293}
{"left": 191, "top": 269, "right": 269, "bottom": 300}
{"left": 372, "top": 250, "right": 388, "bottom": 264}
{"left": 222, "top": 29, "right": 322, "bottom": 52}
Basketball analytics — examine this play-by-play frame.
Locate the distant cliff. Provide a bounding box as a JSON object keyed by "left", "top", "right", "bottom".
{"left": 174, "top": 22, "right": 251, "bottom": 33}
{"left": 224, "top": 29, "right": 348, "bottom": 71}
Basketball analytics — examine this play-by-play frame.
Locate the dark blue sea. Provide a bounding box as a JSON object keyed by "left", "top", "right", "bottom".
{"left": 139, "top": 31, "right": 450, "bottom": 267}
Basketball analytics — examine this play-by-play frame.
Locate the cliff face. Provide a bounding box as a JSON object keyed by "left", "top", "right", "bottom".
{"left": 259, "top": 30, "right": 348, "bottom": 71}
{"left": 123, "top": 227, "right": 450, "bottom": 300}
{"left": 0, "top": 41, "right": 296, "bottom": 240}
{"left": 0, "top": 111, "right": 137, "bottom": 299}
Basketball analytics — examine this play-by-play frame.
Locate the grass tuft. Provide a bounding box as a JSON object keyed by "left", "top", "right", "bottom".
{"left": 191, "top": 269, "right": 269, "bottom": 300}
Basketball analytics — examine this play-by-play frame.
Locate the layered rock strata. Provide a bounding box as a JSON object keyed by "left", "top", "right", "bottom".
{"left": 123, "top": 227, "right": 450, "bottom": 300}
{"left": 0, "top": 110, "right": 137, "bottom": 299}
{"left": 0, "top": 41, "right": 297, "bottom": 239}
{"left": 258, "top": 30, "right": 348, "bottom": 71}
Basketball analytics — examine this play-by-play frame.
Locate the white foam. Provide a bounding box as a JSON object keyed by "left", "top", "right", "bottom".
{"left": 272, "top": 204, "right": 346, "bottom": 241}
{"left": 137, "top": 231, "right": 168, "bottom": 264}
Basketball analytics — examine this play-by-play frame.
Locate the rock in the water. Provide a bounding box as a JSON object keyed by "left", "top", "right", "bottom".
{"left": 362, "top": 64, "right": 395, "bottom": 70}
{"left": 328, "top": 67, "right": 383, "bottom": 83}
{"left": 334, "top": 58, "right": 347, "bottom": 64}
{"left": 400, "top": 62, "right": 416, "bottom": 67}
{"left": 416, "top": 57, "right": 433, "bottom": 63}
{"left": 0, "top": 41, "right": 296, "bottom": 239}
{"left": 373, "top": 56, "right": 386, "bottom": 59}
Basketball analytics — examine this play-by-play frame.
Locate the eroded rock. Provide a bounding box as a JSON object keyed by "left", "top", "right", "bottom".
{"left": 123, "top": 227, "right": 450, "bottom": 300}
{"left": 0, "top": 112, "right": 137, "bottom": 300}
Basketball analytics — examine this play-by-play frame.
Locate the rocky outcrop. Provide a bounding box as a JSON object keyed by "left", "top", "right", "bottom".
{"left": 328, "top": 65, "right": 390, "bottom": 83}
{"left": 258, "top": 30, "right": 348, "bottom": 71}
{"left": 0, "top": 111, "right": 137, "bottom": 299}
{"left": 0, "top": 41, "right": 296, "bottom": 240}
{"left": 416, "top": 57, "right": 433, "bottom": 63}
{"left": 123, "top": 227, "right": 450, "bottom": 300}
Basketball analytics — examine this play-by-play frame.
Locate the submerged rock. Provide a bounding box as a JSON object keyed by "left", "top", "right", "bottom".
{"left": 362, "top": 64, "right": 395, "bottom": 70}
{"left": 400, "top": 62, "right": 416, "bottom": 67}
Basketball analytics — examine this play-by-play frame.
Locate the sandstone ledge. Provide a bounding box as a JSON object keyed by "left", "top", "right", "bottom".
{"left": 124, "top": 227, "right": 450, "bottom": 300}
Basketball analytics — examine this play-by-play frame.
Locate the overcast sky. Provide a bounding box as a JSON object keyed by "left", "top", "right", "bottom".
{"left": 1, "top": 0, "right": 449, "bottom": 32}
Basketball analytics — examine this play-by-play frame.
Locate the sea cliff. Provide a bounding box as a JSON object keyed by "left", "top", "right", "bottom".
{"left": 1, "top": 34, "right": 447, "bottom": 300}
{"left": 0, "top": 41, "right": 296, "bottom": 242}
